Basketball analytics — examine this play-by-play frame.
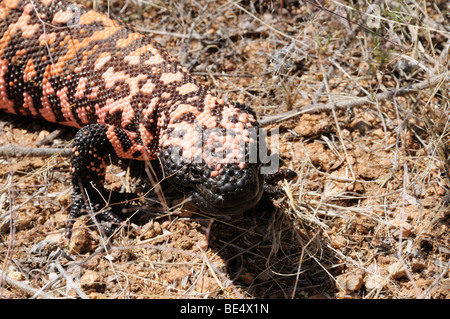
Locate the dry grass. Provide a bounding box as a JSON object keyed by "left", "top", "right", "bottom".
{"left": 0, "top": 0, "right": 449, "bottom": 299}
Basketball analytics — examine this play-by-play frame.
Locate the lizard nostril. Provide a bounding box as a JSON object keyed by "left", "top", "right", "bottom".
{"left": 189, "top": 166, "right": 203, "bottom": 181}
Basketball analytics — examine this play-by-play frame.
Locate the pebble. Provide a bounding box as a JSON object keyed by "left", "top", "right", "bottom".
{"left": 161, "top": 220, "right": 171, "bottom": 229}
{"left": 161, "top": 250, "right": 174, "bottom": 262}
{"left": 390, "top": 219, "right": 412, "bottom": 238}
{"left": 166, "top": 268, "right": 191, "bottom": 288}
{"left": 371, "top": 128, "right": 386, "bottom": 139}
{"left": 80, "top": 270, "right": 105, "bottom": 292}
{"left": 388, "top": 261, "right": 407, "bottom": 279}
{"left": 195, "top": 275, "right": 220, "bottom": 294}
{"left": 331, "top": 235, "right": 347, "bottom": 249}
{"left": 196, "top": 240, "right": 208, "bottom": 251}
{"left": 335, "top": 271, "right": 364, "bottom": 293}
{"left": 364, "top": 263, "right": 387, "bottom": 290}
{"left": 69, "top": 219, "right": 95, "bottom": 254}
{"left": 153, "top": 221, "right": 163, "bottom": 235}
{"left": 44, "top": 232, "right": 63, "bottom": 244}
{"left": 7, "top": 271, "right": 24, "bottom": 281}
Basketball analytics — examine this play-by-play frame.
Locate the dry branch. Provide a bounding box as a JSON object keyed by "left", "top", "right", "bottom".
{"left": 0, "top": 144, "right": 71, "bottom": 157}
{"left": 259, "top": 72, "right": 450, "bottom": 126}
{"left": 0, "top": 270, "right": 57, "bottom": 299}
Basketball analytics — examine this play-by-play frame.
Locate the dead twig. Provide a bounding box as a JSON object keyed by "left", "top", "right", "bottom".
{"left": 54, "top": 261, "right": 89, "bottom": 299}
{"left": 0, "top": 270, "right": 57, "bottom": 299}
{"left": 0, "top": 144, "right": 71, "bottom": 157}
{"left": 36, "top": 128, "right": 64, "bottom": 146}
{"left": 259, "top": 72, "right": 450, "bottom": 126}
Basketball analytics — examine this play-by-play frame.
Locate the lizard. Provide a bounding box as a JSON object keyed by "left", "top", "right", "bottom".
{"left": 0, "top": 0, "right": 294, "bottom": 235}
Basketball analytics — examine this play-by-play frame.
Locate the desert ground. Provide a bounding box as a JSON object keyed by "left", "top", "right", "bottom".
{"left": 0, "top": 0, "right": 449, "bottom": 299}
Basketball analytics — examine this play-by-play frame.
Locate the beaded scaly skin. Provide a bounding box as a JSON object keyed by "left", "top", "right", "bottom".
{"left": 0, "top": 0, "right": 266, "bottom": 232}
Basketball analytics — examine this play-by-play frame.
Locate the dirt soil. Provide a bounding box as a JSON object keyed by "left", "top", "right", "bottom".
{"left": 0, "top": 0, "right": 449, "bottom": 299}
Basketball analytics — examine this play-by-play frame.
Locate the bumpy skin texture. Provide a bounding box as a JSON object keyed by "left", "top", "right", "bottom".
{"left": 0, "top": 0, "right": 265, "bottom": 229}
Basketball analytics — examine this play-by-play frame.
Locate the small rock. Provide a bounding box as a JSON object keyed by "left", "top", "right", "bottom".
{"left": 8, "top": 271, "right": 24, "bottom": 281}
{"left": 195, "top": 276, "right": 220, "bottom": 294}
{"left": 142, "top": 225, "right": 155, "bottom": 239}
{"left": 365, "top": 275, "right": 386, "bottom": 290}
{"left": 350, "top": 120, "right": 372, "bottom": 134}
{"left": 80, "top": 270, "right": 105, "bottom": 292}
{"left": 153, "top": 221, "right": 163, "bottom": 235}
{"left": 364, "top": 263, "right": 387, "bottom": 290}
{"left": 357, "top": 165, "right": 380, "bottom": 180}
{"left": 336, "top": 271, "right": 364, "bottom": 293}
{"left": 196, "top": 240, "right": 208, "bottom": 251}
{"left": 371, "top": 128, "right": 386, "bottom": 139}
{"left": 56, "top": 192, "right": 71, "bottom": 206}
{"left": 161, "top": 250, "right": 174, "bottom": 262}
{"left": 390, "top": 219, "right": 412, "bottom": 238}
{"left": 166, "top": 268, "right": 191, "bottom": 288}
{"left": 177, "top": 202, "right": 197, "bottom": 217}
{"left": 45, "top": 232, "right": 63, "bottom": 244}
{"left": 331, "top": 235, "right": 348, "bottom": 249}
{"left": 166, "top": 268, "right": 190, "bottom": 282}
{"left": 37, "top": 130, "right": 49, "bottom": 140}
{"left": 161, "top": 220, "right": 171, "bottom": 229}
{"left": 294, "top": 114, "right": 330, "bottom": 136}
{"left": 180, "top": 239, "right": 194, "bottom": 250}
{"left": 388, "top": 261, "right": 407, "bottom": 279}
{"left": 67, "top": 288, "right": 78, "bottom": 298}
{"left": 69, "top": 219, "right": 96, "bottom": 254}
{"left": 142, "top": 220, "right": 164, "bottom": 239}
{"left": 293, "top": 141, "right": 337, "bottom": 171}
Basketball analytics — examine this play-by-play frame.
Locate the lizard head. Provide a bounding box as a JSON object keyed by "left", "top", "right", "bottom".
{"left": 158, "top": 100, "right": 265, "bottom": 215}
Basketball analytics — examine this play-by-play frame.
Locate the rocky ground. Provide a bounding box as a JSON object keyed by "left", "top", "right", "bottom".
{"left": 0, "top": 0, "right": 449, "bottom": 299}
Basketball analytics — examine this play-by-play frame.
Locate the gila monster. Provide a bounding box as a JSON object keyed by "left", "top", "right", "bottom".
{"left": 0, "top": 0, "right": 290, "bottom": 234}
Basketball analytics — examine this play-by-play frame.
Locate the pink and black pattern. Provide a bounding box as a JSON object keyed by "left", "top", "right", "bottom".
{"left": 0, "top": 0, "right": 269, "bottom": 233}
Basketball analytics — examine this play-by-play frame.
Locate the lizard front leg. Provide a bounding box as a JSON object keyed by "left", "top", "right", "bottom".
{"left": 67, "top": 124, "right": 137, "bottom": 237}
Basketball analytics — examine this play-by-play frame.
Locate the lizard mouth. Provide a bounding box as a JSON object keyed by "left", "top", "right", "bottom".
{"left": 160, "top": 152, "right": 265, "bottom": 215}
{"left": 187, "top": 164, "right": 265, "bottom": 215}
